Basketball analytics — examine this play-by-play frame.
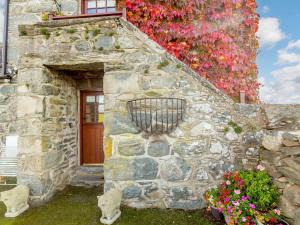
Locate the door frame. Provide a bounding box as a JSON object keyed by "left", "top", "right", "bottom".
{"left": 80, "top": 90, "right": 104, "bottom": 165}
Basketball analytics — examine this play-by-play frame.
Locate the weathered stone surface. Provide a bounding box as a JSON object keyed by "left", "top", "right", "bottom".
{"left": 117, "top": 135, "right": 145, "bottom": 156}
{"left": 133, "top": 158, "right": 159, "bottom": 180}
{"left": 282, "top": 131, "right": 300, "bottom": 147}
{"left": 171, "top": 187, "right": 192, "bottom": 201}
{"left": 122, "top": 186, "right": 142, "bottom": 199}
{"left": 280, "top": 166, "right": 300, "bottom": 185}
{"left": 173, "top": 140, "right": 207, "bottom": 157}
{"left": 225, "top": 128, "right": 238, "bottom": 141}
{"left": 74, "top": 40, "right": 90, "bottom": 51}
{"left": 190, "top": 122, "right": 215, "bottom": 137}
{"left": 95, "top": 35, "right": 115, "bottom": 50}
{"left": 160, "top": 157, "right": 191, "bottom": 182}
{"left": 196, "top": 169, "right": 209, "bottom": 181}
{"left": 104, "top": 72, "right": 139, "bottom": 94}
{"left": 0, "top": 85, "right": 15, "bottom": 95}
{"left": 262, "top": 134, "right": 282, "bottom": 151}
{"left": 148, "top": 140, "right": 170, "bottom": 157}
{"left": 279, "top": 196, "right": 295, "bottom": 219}
{"left": 168, "top": 199, "right": 204, "bottom": 210}
{"left": 18, "top": 173, "right": 51, "bottom": 196}
{"left": 210, "top": 142, "right": 225, "bottom": 154}
{"left": 104, "top": 112, "right": 139, "bottom": 135}
{"left": 281, "top": 146, "right": 300, "bottom": 157}
{"left": 40, "top": 85, "right": 60, "bottom": 96}
{"left": 104, "top": 158, "right": 134, "bottom": 181}
{"left": 283, "top": 185, "right": 300, "bottom": 206}
{"left": 17, "top": 96, "right": 43, "bottom": 117}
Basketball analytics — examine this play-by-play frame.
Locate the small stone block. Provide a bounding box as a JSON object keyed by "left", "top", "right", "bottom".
{"left": 100, "top": 210, "right": 121, "bottom": 225}
{"left": 5, "top": 204, "right": 29, "bottom": 218}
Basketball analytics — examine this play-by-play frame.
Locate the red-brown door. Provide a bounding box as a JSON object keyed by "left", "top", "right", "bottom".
{"left": 81, "top": 91, "right": 105, "bottom": 165}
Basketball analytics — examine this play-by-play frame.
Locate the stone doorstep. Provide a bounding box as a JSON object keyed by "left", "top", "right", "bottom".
{"left": 5, "top": 204, "right": 29, "bottom": 218}
{"left": 70, "top": 166, "right": 104, "bottom": 187}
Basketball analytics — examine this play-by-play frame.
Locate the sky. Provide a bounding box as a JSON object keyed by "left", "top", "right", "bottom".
{"left": 257, "top": 0, "right": 300, "bottom": 104}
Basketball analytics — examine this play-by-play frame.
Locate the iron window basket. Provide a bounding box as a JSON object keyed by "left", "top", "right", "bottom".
{"left": 127, "top": 98, "right": 186, "bottom": 134}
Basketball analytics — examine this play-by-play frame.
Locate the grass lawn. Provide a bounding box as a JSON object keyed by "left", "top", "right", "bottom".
{"left": 0, "top": 186, "right": 222, "bottom": 225}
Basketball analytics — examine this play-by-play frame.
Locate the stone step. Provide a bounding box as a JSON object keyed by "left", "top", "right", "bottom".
{"left": 71, "top": 166, "right": 104, "bottom": 187}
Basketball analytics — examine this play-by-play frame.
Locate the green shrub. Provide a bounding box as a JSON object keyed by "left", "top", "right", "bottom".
{"left": 240, "top": 170, "right": 280, "bottom": 211}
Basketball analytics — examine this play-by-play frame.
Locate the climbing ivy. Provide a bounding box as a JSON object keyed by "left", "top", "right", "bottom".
{"left": 118, "top": 0, "right": 259, "bottom": 102}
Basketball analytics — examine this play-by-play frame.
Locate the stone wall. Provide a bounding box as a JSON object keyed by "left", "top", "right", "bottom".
{"left": 5, "top": 4, "right": 300, "bottom": 219}
{"left": 16, "top": 65, "right": 79, "bottom": 203}
{"left": 0, "top": 80, "right": 17, "bottom": 147}
{"left": 0, "top": 0, "right": 81, "bottom": 152}
{"left": 260, "top": 105, "right": 300, "bottom": 225}
{"left": 16, "top": 16, "right": 263, "bottom": 207}
{"left": 8, "top": 0, "right": 80, "bottom": 66}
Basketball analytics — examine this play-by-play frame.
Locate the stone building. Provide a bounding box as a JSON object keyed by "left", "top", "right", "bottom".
{"left": 0, "top": 1, "right": 299, "bottom": 224}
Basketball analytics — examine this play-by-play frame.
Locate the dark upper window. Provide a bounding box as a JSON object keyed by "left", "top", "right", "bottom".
{"left": 82, "top": 0, "right": 116, "bottom": 14}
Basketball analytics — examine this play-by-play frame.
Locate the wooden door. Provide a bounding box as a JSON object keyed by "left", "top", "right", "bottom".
{"left": 81, "top": 91, "right": 105, "bottom": 165}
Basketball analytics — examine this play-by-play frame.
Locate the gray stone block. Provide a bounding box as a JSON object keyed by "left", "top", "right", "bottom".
{"left": 148, "top": 140, "right": 170, "bottom": 157}
{"left": 160, "top": 157, "right": 191, "bottom": 182}
{"left": 133, "top": 158, "right": 159, "bottom": 180}
{"left": 123, "top": 186, "right": 142, "bottom": 199}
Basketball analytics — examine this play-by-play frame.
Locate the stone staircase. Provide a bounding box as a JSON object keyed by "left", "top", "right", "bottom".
{"left": 70, "top": 166, "right": 104, "bottom": 187}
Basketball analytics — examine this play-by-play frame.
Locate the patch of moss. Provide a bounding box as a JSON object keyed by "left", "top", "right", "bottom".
{"left": 176, "top": 64, "right": 182, "bottom": 69}
{"left": 115, "top": 45, "right": 121, "bottom": 49}
{"left": 40, "top": 28, "right": 51, "bottom": 39}
{"left": 55, "top": 31, "right": 60, "bottom": 37}
{"left": 66, "top": 28, "right": 77, "bottom": 34}
{"left": 145, "top": 91, "right": 162, "bottom": 97}
{"left": 108, "top": 32, "right": 115, "bottom": 37}
{"left": 98, "top": 47, "right": 104, "bottom": 51}
{"left": 234, "top": 126, "right": 243, "bottom": 134}
{"left": 224, "top": 126, "right": 229, "bottom": 134}
{"left": 144, "top": 69, "right": 149, "bottom": 74}
{"left": 20, "top": 30, "right": 27, "bottom": 36}
{"left": 92, "top": 29, "right": 101, "bottom": 37}
{"left": 227, "top": 120, "right": 243, "bottom": 134}
{"left": 157, "top": 60, "right": 170, "bottom": 69}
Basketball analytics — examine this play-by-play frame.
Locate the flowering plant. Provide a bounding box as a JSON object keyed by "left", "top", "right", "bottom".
{"left": 205, "top": 165, "right": 283, "bottom": 225}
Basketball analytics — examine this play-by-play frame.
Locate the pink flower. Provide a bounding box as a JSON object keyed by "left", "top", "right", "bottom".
{"left": 249, "top": 203, "right": 256, "bottom": 209}
{"left": 227, "top": 206, "right": 232, "bottom": 214}
{"left": 232, "top": 201, "right": 240, "bottom": 206}
{"left": 234, "top": 189, "right": 241, "bottom": 195}
{"left": 256, "top": 164, "right": 265, "bottom": 171}
{"left": 226, "top": 180, "right": 231, "bottom": 185}
{"left": 242, "top": 217, "right": 246, "bottom": 222}
{"left": 242, "top": 196, "right": 248, "bottom": 201}
{"left": 274, "top": 209, "right": 281, "bottom": 215}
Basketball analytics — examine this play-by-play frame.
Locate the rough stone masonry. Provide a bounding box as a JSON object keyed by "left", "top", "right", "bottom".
{"left": 0, "top": 1, "right": 298, "bottom": 224}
